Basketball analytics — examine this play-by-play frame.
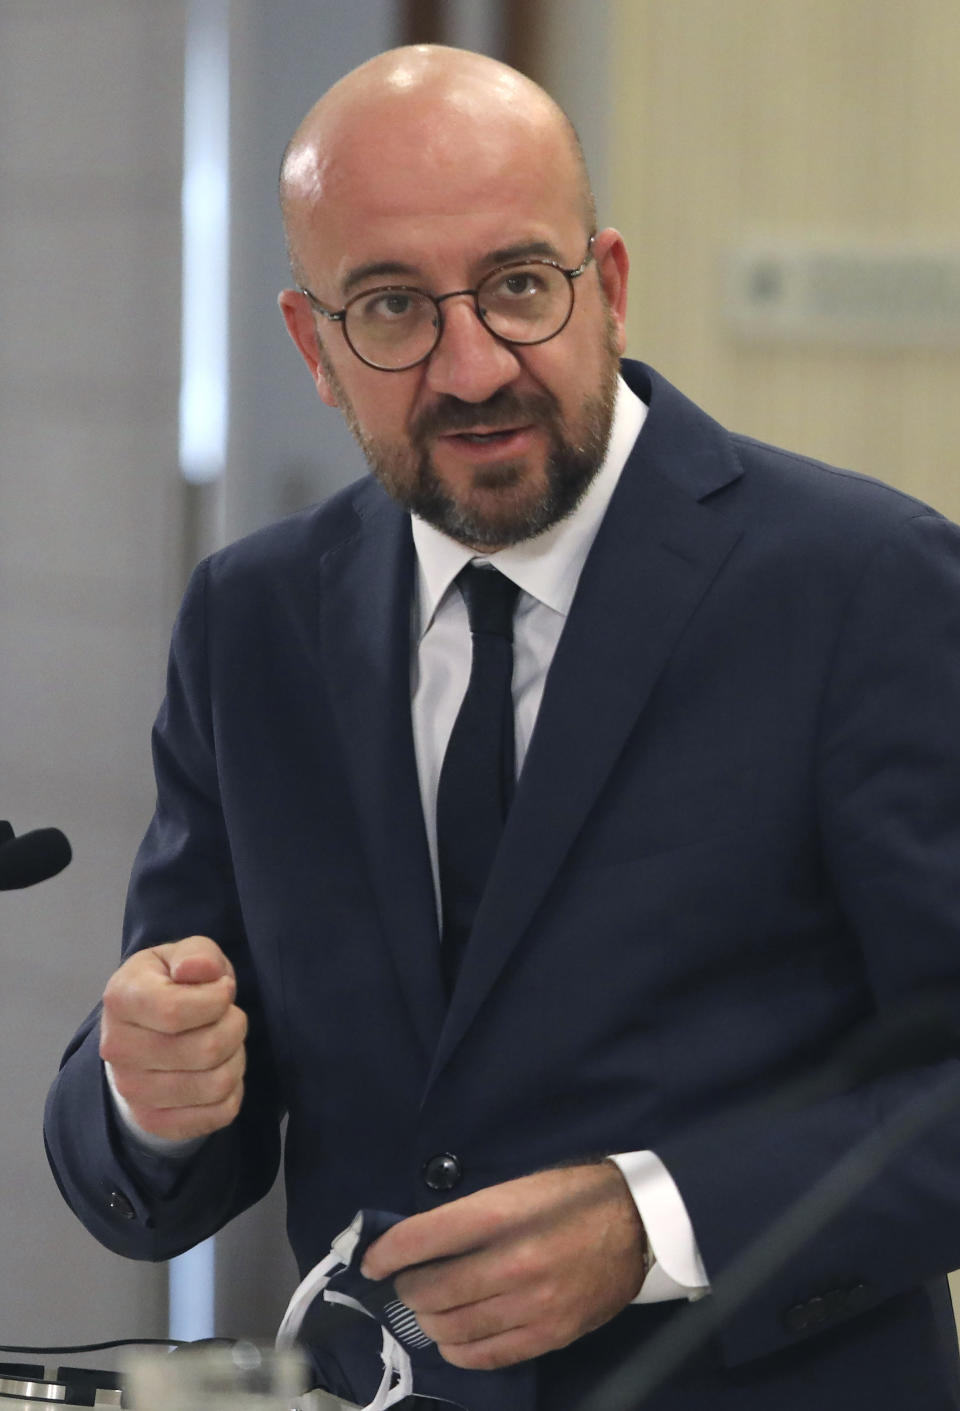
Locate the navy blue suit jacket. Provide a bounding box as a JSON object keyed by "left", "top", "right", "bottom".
{"left": 46, "top": 362, "right": 960, "bottom": 1409}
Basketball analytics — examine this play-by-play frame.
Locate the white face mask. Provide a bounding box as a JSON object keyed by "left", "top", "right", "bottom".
{"left": 277, "top": 1208, "right": 440, "bottom": 1411}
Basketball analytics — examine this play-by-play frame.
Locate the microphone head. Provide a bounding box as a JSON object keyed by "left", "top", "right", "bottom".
{"left": 0, "top": 827, "right": 72, "bottom": 890}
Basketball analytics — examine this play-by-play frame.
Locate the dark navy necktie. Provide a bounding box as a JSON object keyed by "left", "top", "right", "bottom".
{"left": 436, "top": 564, "right": 520, "bottom": 995}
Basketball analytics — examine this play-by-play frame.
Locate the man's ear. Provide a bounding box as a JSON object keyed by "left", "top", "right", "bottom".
{"left": 277, "top": 289, "right": 340, "bottom": 407}
{"left": 591, "top": 228, "right": 630, "bottom": 354}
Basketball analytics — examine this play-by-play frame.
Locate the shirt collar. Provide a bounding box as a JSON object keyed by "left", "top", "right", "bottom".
{"left": 411, "top": 374, "right": 647, "bottom": 638}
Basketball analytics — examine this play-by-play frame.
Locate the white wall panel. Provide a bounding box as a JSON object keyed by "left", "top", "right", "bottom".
{"left": 0, "top": 0, "right": 182, "bottom": 1348}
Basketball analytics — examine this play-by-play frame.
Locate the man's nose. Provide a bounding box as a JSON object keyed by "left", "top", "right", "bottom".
{"left": 423, "top": 295, "right": 521, "bottom": 403}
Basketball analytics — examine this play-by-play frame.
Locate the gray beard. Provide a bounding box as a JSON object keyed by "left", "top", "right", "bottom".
{"left": 382, "top": 400, "right": 613, "bottom": 550}
{"left": 356, "top": 373, "right": 618, "bottom": 550}
{"left": 316, "top": 318, "right": 621, "bottom": 549}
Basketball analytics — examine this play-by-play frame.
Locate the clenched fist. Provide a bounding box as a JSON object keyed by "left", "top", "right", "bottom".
{"left": 99, "top": 935, "right": 247, "bottom": 1141}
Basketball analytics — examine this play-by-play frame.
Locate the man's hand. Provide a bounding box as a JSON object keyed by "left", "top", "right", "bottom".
{"left": 99, "top": 935, "right": 247, "bottom": 1141}
{"left": 361, "top": 1163, "right": 647, "bottom": 1370}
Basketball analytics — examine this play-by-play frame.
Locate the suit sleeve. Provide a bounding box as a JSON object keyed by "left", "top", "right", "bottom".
{"left": 655, "top": 510, "right": 960, "bottom": 1366}
{"left": 44, "top": 559, "right": 283, "bottom": 1261}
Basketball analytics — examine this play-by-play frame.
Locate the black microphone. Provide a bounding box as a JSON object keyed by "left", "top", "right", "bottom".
{"left": 0, "top": 822, "right": 72, "bottom": 890}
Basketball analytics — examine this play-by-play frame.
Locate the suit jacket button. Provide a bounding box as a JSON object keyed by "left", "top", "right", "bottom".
{"left": 422, "top": 1153, "right": 463, "bottom": 1192}
{"left": 108, "top": 1189, "right": 136, "bottom": 1220}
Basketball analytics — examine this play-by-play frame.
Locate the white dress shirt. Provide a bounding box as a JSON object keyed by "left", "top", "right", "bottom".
{"left": 110, "top": 374, "right": 708, "bottom": 1301}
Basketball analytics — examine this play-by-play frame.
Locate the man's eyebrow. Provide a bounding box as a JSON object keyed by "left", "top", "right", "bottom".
{"left": 485, "top": 240, "right": 566, "bottom": 265}
{"left": 342, "top": 261, "right": 422, "bottom": 297}
{"left": 340, "top": 241, "right": 569, "bottom": 298}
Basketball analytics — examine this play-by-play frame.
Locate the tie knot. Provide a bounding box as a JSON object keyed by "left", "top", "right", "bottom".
{"left": 457, "top": 564, "right": 520, "bottom": 640}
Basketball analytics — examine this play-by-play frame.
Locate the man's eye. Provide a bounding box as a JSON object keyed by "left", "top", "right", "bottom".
{"left": 494, "top": 270, "right": 546, "bottom": 299}
{"left": 365, "top": 292, "right": 417, "bottom": 320}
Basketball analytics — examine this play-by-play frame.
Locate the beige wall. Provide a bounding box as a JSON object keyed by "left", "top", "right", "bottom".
{"left": 609, "top": 0, "right": 960, "bottom": 517}
{"left": 606, "top": 0, "right": 960, "bottom": 1327}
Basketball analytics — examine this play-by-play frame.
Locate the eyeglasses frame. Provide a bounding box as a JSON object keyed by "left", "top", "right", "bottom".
{"left": 297, "top": 235, "right": 597, "bottom": 372}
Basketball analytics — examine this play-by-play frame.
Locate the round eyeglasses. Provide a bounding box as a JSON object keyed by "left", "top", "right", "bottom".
{"left": 299, "top": 236, "right": 595, "bottom": 372}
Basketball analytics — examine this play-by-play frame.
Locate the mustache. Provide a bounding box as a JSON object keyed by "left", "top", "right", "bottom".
{"left": 411, "top": 388, "right": 561, "bottom": 441}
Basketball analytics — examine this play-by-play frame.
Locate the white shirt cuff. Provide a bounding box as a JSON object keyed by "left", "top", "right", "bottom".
{"left": 104, "top": 1060, "right": 205, "bottom": 1158}
{"left": 609, "top": 1150, "right": 710, "bottom": 1302}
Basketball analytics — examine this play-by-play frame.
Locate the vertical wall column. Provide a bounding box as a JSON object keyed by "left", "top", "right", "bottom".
{"left": 0, "top": 1, "right": 182, "bottom": 1347}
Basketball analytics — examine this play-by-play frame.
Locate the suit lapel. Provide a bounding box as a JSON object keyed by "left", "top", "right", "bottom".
{"left": 318, "top": 484, "right": 446, "bottom": 1058}
{"left": 429, "top": 366, "right": 747, "bottom": 1080}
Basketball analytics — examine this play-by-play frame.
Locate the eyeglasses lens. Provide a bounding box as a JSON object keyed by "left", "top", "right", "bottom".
{"left": 346, "top": 290, "right": 438, "bottom": 369}
{"left": 477, "top": 263, "right": 570, "bottom": 341}
{"left": 344, "top": 263, "right": 573, "bottom": 370}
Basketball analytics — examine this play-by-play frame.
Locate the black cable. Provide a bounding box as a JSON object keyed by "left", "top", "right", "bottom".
{"left": 0, "top": 1337, "right": 234, "bottom": 1355}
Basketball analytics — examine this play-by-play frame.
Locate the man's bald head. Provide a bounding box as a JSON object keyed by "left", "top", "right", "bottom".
{"left": 278, "top": 45, "right": 596, "bottom": 285}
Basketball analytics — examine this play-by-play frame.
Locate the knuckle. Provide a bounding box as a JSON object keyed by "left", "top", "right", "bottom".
{"left": 194, "top": 1026, "right": 224, "bottom": 1069}
{"left": 530, "top": 1279, "right": 556, "bottom": 1317}
{"left": 437, "top": 1341, "right": 471, "bottom": 1369}
{"left": 221, "top": 1009, "right": 246, "bottom": 1056}
{"left": 414, "top": 1311, "right": 442, "bottom": 1342}
{"left": 151, "top": 990, "right": 187, "bottom": 1033}
{"left": 100, "top": 1023, "right": 149, "bottom": 1071}
{"left": 220, "top": 1080, "right": 244, "bottom": 1125}
{"left": 394, "top": 1269, "right": 424, "bottom": 1307}
{"left": 441, "top": 1341, "right": 505, "bottom": 1372}
{"left": 505, "top": 1240, "right": 541, "bottom": 1284}
{"left": 102, "top": 967, "right": 137, "bottom": 1014}
{"left": 208, "top": 1064, "right": 239, "bottom": 1105}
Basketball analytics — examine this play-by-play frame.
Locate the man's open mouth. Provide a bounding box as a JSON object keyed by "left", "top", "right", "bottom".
{"left": 443, "top": 425, "right": 529, "bottom": 444}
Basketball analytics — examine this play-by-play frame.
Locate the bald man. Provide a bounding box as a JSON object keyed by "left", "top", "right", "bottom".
{"left": 46, "top": 45, "right": 960, "bottom": 1411}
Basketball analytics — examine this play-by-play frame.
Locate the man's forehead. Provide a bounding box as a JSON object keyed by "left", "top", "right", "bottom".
{"left": 287, "top": 129, "right": 584, "bottom": 291}
{"left": 340, "top": 123, "right": 559, "bottom": 212}
{"left": 282, "top": 57, "right": 594, "bottom": 290}
{"left": 302, "top": 136, "right": 583, "bottom": 274}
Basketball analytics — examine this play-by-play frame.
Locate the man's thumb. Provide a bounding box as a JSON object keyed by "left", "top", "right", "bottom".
{"left": 162, "top": 935, "right": 234, "bottom": 986}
